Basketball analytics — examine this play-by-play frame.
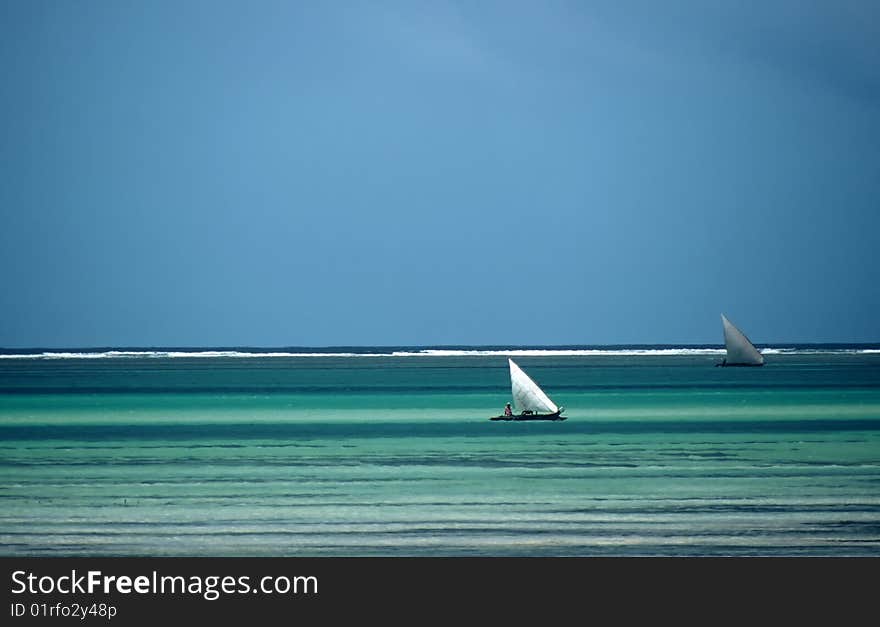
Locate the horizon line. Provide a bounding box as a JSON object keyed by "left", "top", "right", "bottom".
{"left": 2, "top": 341, "right": 879, "bottom": 352}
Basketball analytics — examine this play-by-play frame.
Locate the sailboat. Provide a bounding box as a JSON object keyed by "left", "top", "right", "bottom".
{"left": 490, "top": 358, "right": 566, "bottom": 421}
{"left": 718, "top": 314, "right": 764, "bottom": 367}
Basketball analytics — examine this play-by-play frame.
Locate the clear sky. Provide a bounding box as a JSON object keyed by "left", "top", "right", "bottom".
{"left": 1, "top": 1, "right": 878, "bottom": 347}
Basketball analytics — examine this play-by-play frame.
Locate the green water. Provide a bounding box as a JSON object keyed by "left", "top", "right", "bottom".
{"left": 1, "top": 351, "right": 878, "bottom": 556}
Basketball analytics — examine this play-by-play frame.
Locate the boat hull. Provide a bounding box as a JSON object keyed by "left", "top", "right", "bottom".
{"left": 490, "top": 412, "right": 566, "bottom": 421}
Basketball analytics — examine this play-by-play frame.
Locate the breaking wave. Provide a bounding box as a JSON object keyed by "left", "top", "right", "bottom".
{"left": 1, "top": 346, "right": 878, "bottom": 359}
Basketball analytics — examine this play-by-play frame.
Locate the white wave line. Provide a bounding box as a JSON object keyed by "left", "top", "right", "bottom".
{"left": 0, "top": 348, "right": 877, "bottom": 359}
{"left": 404, "top": 349, "right": 726, "bottom": 356}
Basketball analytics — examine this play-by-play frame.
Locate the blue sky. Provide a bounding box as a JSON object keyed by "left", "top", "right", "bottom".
{"left": 1, "top": 0, "right": 878, "bottom": 347}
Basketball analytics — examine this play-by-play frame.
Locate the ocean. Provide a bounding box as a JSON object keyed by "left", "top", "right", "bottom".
{"left": 1, "top": 346, "right": 878, "bottom": 557}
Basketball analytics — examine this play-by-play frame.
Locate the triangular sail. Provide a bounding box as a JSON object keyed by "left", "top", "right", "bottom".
{"left": 509, "top": 358, "right": 559, "bottom": 414}
{"left": 721, "top": 314, "right": 764, "bottom": 365}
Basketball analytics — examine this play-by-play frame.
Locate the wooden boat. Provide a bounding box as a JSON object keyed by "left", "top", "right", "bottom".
{"left": 490, "top": 358, "right": 566, "bottom": 421}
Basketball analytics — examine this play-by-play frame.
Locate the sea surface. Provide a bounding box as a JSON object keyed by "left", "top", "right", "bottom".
{"left": 1, "top": 345, "right": 879, "bottom": 556}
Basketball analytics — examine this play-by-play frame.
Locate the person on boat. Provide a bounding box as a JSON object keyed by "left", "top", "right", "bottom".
{"left": 503, "top": 403, "right": 513, "bottom": 417}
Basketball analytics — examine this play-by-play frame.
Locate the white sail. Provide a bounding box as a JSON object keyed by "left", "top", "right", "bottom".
{"left": 509, "top": 358, "right": 559, "bottom": 414}
{"left": 721, "top": 314, "right": 764, "bottom": 365}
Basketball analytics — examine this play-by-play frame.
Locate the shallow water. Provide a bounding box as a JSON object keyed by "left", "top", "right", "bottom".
{"left": 1, "top": 350, "right": 878, "bottom": 556}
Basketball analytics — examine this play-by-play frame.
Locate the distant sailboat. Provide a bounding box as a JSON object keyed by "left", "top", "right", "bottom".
{"left": 718, "top": 314, "right": 764, "bottom": 367}
{"left": 490, "top": 358, "right": 566, "bottom": 421}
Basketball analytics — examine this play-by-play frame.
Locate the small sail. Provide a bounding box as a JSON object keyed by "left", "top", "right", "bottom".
{"left": 721, "top": 314, "right": 764, "bottom": 366}
{"left": 509, "top": 358, "right": 559, "bottom": 414}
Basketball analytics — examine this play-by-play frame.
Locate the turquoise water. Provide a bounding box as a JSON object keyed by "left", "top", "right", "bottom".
{"left": 1, "top": 349, "right": 879, "bottom": 556}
